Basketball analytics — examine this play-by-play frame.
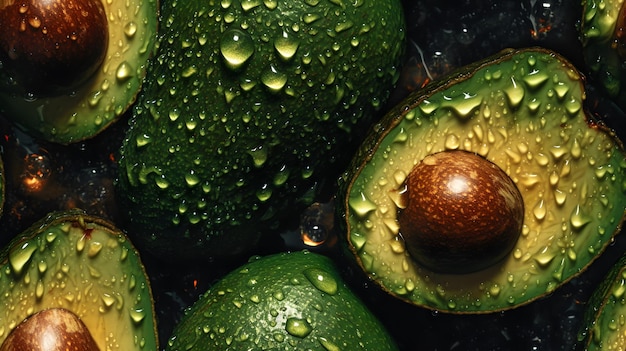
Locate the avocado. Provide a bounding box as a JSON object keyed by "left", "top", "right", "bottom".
{"left": 580, "top": 0, "right": 626, "bottom": 109}
{"left": 337, "top": 47, "right": 626, "bottom": 313}
{"left": 166, "top": 250, "right": 398, "bottom": 351}
{"left": 577, "top": 253, "right": 626, "bottom": 350}
{"left": 0, "top": 0, "right": 159, "bottom": 144}
{"left": 116, "top": 0, "right": 406, "bottom": 260}
{"left": 0, "top": 209, "right": 158, "bottom": 350}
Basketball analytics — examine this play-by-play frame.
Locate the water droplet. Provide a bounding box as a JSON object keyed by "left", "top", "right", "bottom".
{"left": 318, "top": 337, "right": 340, "bottom": 351}
{"left": 248, "top": 146, "right": 268, "bottom": 167}
{"left": 523, "top": 70, "right": 549, "bottom": 89}
{"left": 124, "top": 22, "right": 138, "bottom": 38}
{"left": 303, "top": 268, "right": 338, "bottom": 295}
{"left": 241, "top": 0, "right": 262, "bottom": 11}
{"left": 274, "top": 31, "right": 299, "bottom": 60}
{"left": 115, "top": 61, "right": 133, "bottom": 82}
{"left": 9, "top": 241, "right": 36, "bottom": 276}
{"left": 256, "top": 184, "right": 272, "bottom": 202}
{"left": 285, "top": 317, "right": 313, "bottom": 338}
{"left": 130, "top": 308, "right": 145, "bottom": 324}
{"left": 570, "top": 205, "right": 591, "bottom": 230}
{"left": 505, "top": 77, "right": 524, "bottom": 108}
{"left": 220, "top": 29, "right": 255, "bottom": 69}
{"left": 185, "top": 171, "right": 200, "bottom": 187}
{"left": 533, "top": 198, "right": 547, "bottom": 221}
{"left": 348, "top": 192, "right": 376, "bottom": 217}
{"left": 261, "top": 65, "right": 287, "bottom": 92}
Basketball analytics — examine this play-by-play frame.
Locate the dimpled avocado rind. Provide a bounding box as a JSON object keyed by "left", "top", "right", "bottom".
{"left": 581, "top": 0, "right": 626, "bottom": 109}
{"left": 166, "top": 250, "right": 398, "bottom": 351}
{"left": 0, "top": 209, "right": 158, "bottom": 350}
{"left": 339, "top": 47, "right": 626, "bottom": 313}
{"left": 0, "top": 0, "right": 159, "bottom": 144}
{"left": 577, "top": 253, "right": 626, "bottom": 350}
{"left": 116, "top": 0, "right": 406, "bottom": 260}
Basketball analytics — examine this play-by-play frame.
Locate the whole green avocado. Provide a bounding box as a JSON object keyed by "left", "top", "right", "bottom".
{"left": 166, "top": 250, "right": 398, "bottom": 351}
{"left": 116, "top": 0, "right": 406, "bottom": 260}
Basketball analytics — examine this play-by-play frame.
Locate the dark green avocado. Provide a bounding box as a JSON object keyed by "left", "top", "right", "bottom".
{"left": 580, "top": 0, "right": 626, "bottom": 109}
{"left": 337, "top": 47, "right": 626, "bottom": 313}
{"left": 116, "top": 0, "right": 406, "bottom": 260}
{"left": 166, "top": 250, "right": 398, "bottom": 351}
{"left": 0, "top": 0, "right": 159, "bottom": 144}
{"left": 0, "top": 209, "right": 158, "bottom": 350}
{"left": 577, "top": 253, "right": 626, "bottom": 350}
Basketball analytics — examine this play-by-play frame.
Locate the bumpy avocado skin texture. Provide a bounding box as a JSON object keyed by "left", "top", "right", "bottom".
{"left": 581, "top": 0, "right": 626, "bottom": 110}
{"left": 0, "top": 0, "right": 159, "bottom": 144}
{"left": 116, "top": 0, "right": 406, "bottom": 260}
{"left": 578, "top": 253, "right": 626, "bottom": 350}
{"left": 166, "top": 250, "right": 398, "bottom": 351}
{"left": 338, "top": 47, "right": 626, "bottom": 313}
{"left": 0, "top": 209, "right": 158, "bottom": 350}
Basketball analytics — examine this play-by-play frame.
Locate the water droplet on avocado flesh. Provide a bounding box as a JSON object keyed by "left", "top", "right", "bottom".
{"left": 165, "top": 251, "right": 398, "bottom": 351}
{"left": 340, "top": 48, "right": 626, "bottom": 313}
{"left": 0, "top": 209, "right": 157, "bottom": 350}
{"left": 116, "top": 0, "right": 406, "bottom": 260}
{"left": 0, "top": 0, "right": 158, "bottom": 144}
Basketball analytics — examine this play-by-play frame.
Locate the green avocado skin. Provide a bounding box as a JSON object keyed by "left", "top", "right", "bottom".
{"left": 115, "top": 0, "right": 406, "bottom": 260}
{"left": 166, "top": 250, "right": 398, "bottom": 351}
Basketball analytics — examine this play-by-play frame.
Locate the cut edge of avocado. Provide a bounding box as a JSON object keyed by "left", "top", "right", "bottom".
{"left": 339, "top": 47, "right": 626, "bottom": 314}
{"left": 577, "top": 253, "right": 626, "bottom": 350}
{"left": 0, "top": 208, "right": 158, "bottom": 350}
{"left": 166, "top": 250, "right": 398, "bottom": 351}
{"left": 0, "top": 0, "right": 159, "bottom": 144}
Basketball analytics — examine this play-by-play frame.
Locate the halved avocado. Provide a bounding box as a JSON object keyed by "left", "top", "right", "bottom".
{"left": 0, "top": 0, "right": 158, "bottom": 144}
{"left": 0, "top": 209, "right": 158, "bottom": 350}
{"left": 577, "top": 253, "right": 626, "bottom": 350}
{"left": 580, "top": 0, "right": 626, "bottom": 109}
{"left": 166, "top": 250, "right": 397, "bottom": 350}
{"left": 338, "top": 47, "right": 626, "bottom": 313}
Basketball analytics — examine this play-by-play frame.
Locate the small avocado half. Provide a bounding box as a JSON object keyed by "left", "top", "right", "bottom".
{"left": 577, "top": 253, "right": 626, "bottom": 350}
{"left": 166, "top": 250, "right": 398, "bottom": 351}
{"left": 337, "top": 47, "right": 626, "bottom": 313}
{"left": 0, "top": 0, "right": 159, "bottom": 144}
{"left": 580, "top": 0, "right": 626, "bottom": 109}
{"left": 0, "top": 209, "right": 158, "bottom": 350}
{"left": 116, "top": 0, "right": 406, "bottom": 261}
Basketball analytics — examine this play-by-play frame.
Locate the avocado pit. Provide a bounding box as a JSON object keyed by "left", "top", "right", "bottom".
{"left": 0, "top": 0, "right": 109, "bottom": 96}
{"left": 398, "top": 150, "right": 524, "bottom": 274}
{"left": 0, "top": 308, "right": 100, "bottom": 351}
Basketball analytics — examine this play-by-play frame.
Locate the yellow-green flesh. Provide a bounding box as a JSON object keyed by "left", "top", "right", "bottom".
{"left": 0, "top": 211, "right": 157, "bottom": 350}
{"left": 0, "top": 0, "right": 158, "bottom": 144}
{"left": 345, "top": 49, "right": 626, "bottom": 313}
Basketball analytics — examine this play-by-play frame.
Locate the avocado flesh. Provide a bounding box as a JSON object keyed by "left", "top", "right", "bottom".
{"left": 0, "top": 209, "right": 158, "bottom": 350}
{"left": 0, "top": 0, "right": 158, "bottom": 144}
{"left": 116, "top": 0, "right": 406, "bottom": 260}
{"left": 340, "top": 48, "right": 626, "bottom": 313}
{"left": 578, "top": 253, "right": 626, "bottom": 350}
{"left": 166, "top": 250, "right": 398, "bottom": 351}
{"left": 581, "top": 0, "right": 626, "bottom": 109}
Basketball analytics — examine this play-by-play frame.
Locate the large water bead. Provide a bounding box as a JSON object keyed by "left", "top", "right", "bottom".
{"left": 0, "top": 0, "right": 109, "bottom": 96}
{"left": 398, "top": 150, "right": 524, "bottom": 274}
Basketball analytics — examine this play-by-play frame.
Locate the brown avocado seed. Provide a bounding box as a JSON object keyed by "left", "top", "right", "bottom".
{"left": 0, "top": 308, "right": 100, "bottom": 351}
{"left": 0, "top": 0, "right": 109, "bottom": 96}
{"left": 398, "top": 150, "right": 524, "bottom": 274}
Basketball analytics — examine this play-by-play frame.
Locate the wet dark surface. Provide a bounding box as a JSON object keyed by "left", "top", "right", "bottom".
{"left": 1, "top": 1, "right": 626, "bottom": 350}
